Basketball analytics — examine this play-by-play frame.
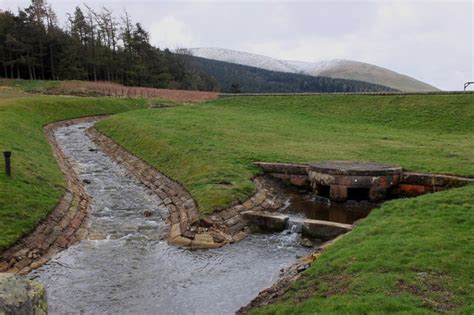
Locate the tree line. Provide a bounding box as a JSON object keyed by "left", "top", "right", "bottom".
{"left": 0, "top": 0, "right": 218, "bottom": 91}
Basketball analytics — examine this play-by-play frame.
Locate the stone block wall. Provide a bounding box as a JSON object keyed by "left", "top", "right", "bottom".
{"left": 254, "top": 162, "right": 310, "bottom": 188}
{"left": 88, "top": 127, "right": 285, "bottom": 248}
{"left": 0, "top": 117, "right": 96, "bottom": 275}
{"left": 397, "top": 172, "right": 474, "bottom": 197}
{"left": 255, "top": 162, "right": 474, "bottom": 200}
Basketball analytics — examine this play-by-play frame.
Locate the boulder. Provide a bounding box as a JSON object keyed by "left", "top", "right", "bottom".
{"left": 191, "top": 233, "right": 220, "bottom": 249}
{"left": 0, "top": 273, "right": 47, "bottom": 315}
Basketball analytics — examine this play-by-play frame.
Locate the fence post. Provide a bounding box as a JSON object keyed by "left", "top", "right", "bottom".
{"left": 3, "top": 151, "right": 11, "bottom": 176}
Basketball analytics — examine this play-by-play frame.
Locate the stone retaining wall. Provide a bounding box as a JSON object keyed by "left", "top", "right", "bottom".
{"left": 255, "top": 162, "right": 474, "bottom": 198}
{"left": 397, "top": 172, "right": 474, "bottom": 196}
{"left": 220, "top": 91, "right": 474, "bottom": 98}
{"left": 0, "top": 117, "right": 96, "bottom": 275}
{"left": 254, "top": 162, "right": 310, "bottom": 188}
{"left": 88, "top": 127, "right": 285, "bottom": 249}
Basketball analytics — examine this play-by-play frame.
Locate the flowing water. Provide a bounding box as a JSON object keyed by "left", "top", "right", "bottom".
{"left": 31, "top": 122, "right": 309, "bottom": 315}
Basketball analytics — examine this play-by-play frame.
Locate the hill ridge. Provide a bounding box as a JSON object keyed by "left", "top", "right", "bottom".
{"left": 188, "top": 47, "right": 439, "bottom": 92}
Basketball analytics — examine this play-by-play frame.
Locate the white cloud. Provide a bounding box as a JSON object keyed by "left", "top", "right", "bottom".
{"left": 1, "top": 0, "right": 471, "bottom": 90}
{"left": 244, "top": 1, "right": 472, "bottom": 90}
{"left": 149, "top": 15, "right": 194, "bottom": 50}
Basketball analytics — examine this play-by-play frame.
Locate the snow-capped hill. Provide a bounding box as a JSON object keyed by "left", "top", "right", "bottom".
{"left": 286, "top": 59, "right": 350, "bottom": 74}
{"left": 187, "top": 48, "right": 439, "bottom": 92}
{"left": 189, "top": 47, "right": 298, "bottom": 73}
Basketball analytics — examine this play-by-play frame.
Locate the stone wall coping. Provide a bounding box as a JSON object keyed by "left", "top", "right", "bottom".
{"left": 241, "top": 210, "right": 288, "bottom": 220}
{"left": 309, "top": 160, "right": 402, "bottom": 176}
{"left": 254, "top": 162, "right": 308, "bottom": 175}
{"left": 255, "top": 161, "right": 473, "bottom": 187}
{"left": 302, "top": 219, "right": 353, "bottom": 230}
{"left": 402, "top": 172, "right": 474, "bottom": 186}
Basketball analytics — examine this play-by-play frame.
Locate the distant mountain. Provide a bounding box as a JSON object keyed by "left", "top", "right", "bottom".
{"left": 188, "top": 48, "right": 440, "bottom": 92}
{"left": 188, "top": 55, "right": 398, "bottom": 93}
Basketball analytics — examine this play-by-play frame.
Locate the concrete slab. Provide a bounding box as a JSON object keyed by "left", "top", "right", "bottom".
{"left": 242, "top": 211, "right": 289, "bottom": 232}
{"left": 302, "top": 219, "right": 352, "bottom": 240}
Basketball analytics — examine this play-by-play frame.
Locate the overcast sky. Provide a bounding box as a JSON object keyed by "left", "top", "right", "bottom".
{"left": 1, "top": 0, "right": 472, "bottom": 90}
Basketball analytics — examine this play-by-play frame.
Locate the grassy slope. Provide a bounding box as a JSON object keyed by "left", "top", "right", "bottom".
{"left": 0, "top": 79, "right": 61, "bottom": 93}
{"left": 252, "top": 184, "right": 474, "bottom": 314}
{"left": 97, "top": 95, "right": 474, "bottom": 215}
{"left": 96, "top": 94, "right": 473, "bottom": 313}
{"left": 0, "top": 95, "right": 146, "bottom": 249}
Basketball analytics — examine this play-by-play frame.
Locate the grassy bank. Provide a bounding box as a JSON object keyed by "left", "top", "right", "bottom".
{"left": 0, "top": 95, "right": 146, "bottom": 250}
{"left": 251, "top": 184, "right": 474, "bottom": 314}
{"left": 97, "top": 94, "right": 474, "bottom": 214}
{"left": 95, "top": 94, "right": 473, "bottom": 313}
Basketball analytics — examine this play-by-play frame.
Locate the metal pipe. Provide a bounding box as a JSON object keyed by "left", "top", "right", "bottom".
{"left": 464, "top": 82, "right": 474, "bottom": 91}
{"left": 3, "top": 151, "right": 11, "bottom": 176}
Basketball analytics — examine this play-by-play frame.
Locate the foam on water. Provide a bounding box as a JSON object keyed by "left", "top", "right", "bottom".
{"left": 31, "top": 121, "right": 310, "bottom": 315}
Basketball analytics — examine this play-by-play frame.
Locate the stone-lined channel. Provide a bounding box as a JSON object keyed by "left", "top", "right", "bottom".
{"left": 30, "top": 121, "right": 309, "bottom": 314}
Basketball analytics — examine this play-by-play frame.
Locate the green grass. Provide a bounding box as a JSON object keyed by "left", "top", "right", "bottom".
{"left": 97, "top": 94, "right": 474, "bottom": 214}
{"left": 0, "top": 79, "right": 61, "bottom": 93}
{"left": 250, "top": 184, "right": 474, "bottom": 314}
{"left": 2, "top": 93, "right": 473, "bottom": 312}
{"left": 0, "top": 95, "right": 146, "bottom": 250}
{"left": 94, "top": 94, "right": 474, "bottom": 313}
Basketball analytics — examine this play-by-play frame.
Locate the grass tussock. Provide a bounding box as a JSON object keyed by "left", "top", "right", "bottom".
{"left": 0, "top": 79, "right": 218, "bottom": 102}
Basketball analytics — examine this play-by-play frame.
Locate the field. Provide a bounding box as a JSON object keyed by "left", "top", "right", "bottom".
{"left": 97, "top": 95, "right": 474, "bottom": 214}
{"left": 1, "top": 90, "right": 473, "bottom": 312}
{"left": 95, "top": 94, "right": 473, "bottom": 313}
{"left": 0, "top": 79, "right": 218, "bottom": 102}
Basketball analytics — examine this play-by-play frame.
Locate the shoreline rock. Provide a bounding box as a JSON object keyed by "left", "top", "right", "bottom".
{"left": 0, "top": 273, "right": 47, "bottom": 314}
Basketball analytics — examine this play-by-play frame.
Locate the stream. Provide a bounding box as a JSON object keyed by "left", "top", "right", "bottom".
{"left": 30, "top": 122, "right": 309, "bottom": 315}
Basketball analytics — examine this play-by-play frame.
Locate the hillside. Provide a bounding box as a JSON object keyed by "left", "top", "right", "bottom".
{"left": 189, "top": 48, "right": 440, "bottom": 92}
{"left": 95, "top": 94, "right": 473, "bottom": 313}
{"left": 189, "top": 56, "right": 397, "bottom": 93}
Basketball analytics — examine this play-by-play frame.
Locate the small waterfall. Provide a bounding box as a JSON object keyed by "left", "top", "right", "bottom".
{"left": 290, "top": 224, "right": 298, "bottom": 233}
{"left": 286, "top": 216, "right": 304, "bottom": 234}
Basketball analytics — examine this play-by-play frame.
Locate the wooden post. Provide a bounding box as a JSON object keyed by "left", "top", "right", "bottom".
{"left": 3, "top": 151, "right": 11, "bottom": 176}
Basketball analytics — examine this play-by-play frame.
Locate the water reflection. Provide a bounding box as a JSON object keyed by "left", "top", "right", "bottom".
{"left": 278, "top": 186, "right": 378, "bottom": 224}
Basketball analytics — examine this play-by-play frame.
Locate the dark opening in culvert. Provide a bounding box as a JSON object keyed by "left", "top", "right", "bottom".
{"left": 347, "top": 187, "right": 370, "bottom": 201}
{"left": 316, "top": 184, "right": 330, "bottom": 199}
